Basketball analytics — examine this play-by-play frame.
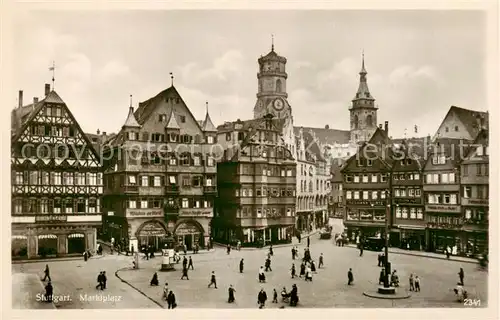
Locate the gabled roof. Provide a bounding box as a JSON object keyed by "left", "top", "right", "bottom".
{"left": 201, "top": 111, "right": 217, "bottom": 132}
{"left": 123, "top": 107, "right": 141, "bottom": 128}
{"left": 166, "top": 108, "right": 180, "bottom": 130}
{"left": 45, "top": 90, "right": 65, "bottom": 104}
{"left": 425, "top": 138, "right": 468, "bottom": 167}
{"left": 302, "top": 130, "right": 325, "bottom": 162}
{"left": 435, "top": 106, "right": 488, "bottom": 140}
{"left": 293, "top": 126, "right": 350, "bottom": 145}
{"left": 330, "top": 160, "right": 345, "bottom": 182}
{"left": 462, "top": 129, "right": 488, "bottom": 160}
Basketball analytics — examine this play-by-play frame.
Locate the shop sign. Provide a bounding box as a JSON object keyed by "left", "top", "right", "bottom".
{"left": 394, "top": 198, "right": 421, "bottom": 205}
{"left": 175, "top": 223, "right": 200, "bottom": 236}
{"left": 138, "top": 222, "right": 166, "bottom": 236}
{"left": 36, "top": 215, "right": 67, "bottom": 223}
{"left": 425, "top": 205, "right": 460, "bottom": 213}
{"left": 427, "top": 222, "right": 462, "bottom": 230}
{"left": 127, "top": 210, "right": 163, "bottom": 218}
{"left": 462, "top": 199, "right": 488, "bottom": 206}
{"left": 346, "top": 200, "right": 386, "bottom": 206}
{"left": 182, "top": 210, "right": 212, "bottom": 216}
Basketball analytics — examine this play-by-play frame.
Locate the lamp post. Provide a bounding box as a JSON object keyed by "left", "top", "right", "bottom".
{"left": 384, "top": 196, "right": 391, "bottom": 288}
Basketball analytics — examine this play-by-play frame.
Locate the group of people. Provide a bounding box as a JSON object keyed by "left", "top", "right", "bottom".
{"left": 95, "top": 271, "right": 107, "bottom": 290}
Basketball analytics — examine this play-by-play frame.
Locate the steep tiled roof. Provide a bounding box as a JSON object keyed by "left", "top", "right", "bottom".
{"left": 201, "top": 111, "right": 217, "bottom": 132}
{"left": 45, "top": 90, "right": 65, "bottom": 104}
{"left": 293, "top": 126, "right": 350, "bottom": 145}
{"left": 330, "top": 160, "right": 345, "bottom": 182}
{"left": 450, "top": 106, "right": 488, "bottom": 139}
{"left": 123, "top": 107, "right": 141, "bottom": 128}
{"left": 302, "top": 130, "right": 325, "bottom": 162}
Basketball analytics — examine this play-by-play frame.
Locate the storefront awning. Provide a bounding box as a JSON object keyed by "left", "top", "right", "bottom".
{"left": 397, "top": 225, "right": 426, "bottom": 231}
{"left": 38, "top": 234, "right": 57, "bottom": 239}
{"left": 68, "top": 233, "right": 85, "bottom": 238}
{"left": 12, "top": 235, "right": 27, "bottom": 240}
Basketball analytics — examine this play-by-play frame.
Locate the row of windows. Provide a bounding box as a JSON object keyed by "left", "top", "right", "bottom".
{"left": 393, "top": 172, "right": 420, "bottom": 181}
{"left": 427, "top": 193, "right": 458, "bottom": 205}
{"left": 345, "top": 174, "right": 389, "bottom": 183}
{"left": 127, "top": 175, "right": 214, "bottom": 187}
{"left": 428, "top": 216, "right": 461, "bottom": 225}
{"left": 131, "top": 152, "right": 216, "bottom": 167}
{"left": 425, "top": 173, "right": 456, "bottom": 184}
{"left": 20, "top": 145, "right": 91, "bottom": 159}
{"left": 240, "top": 164, "right": 294, "bottom": 177}
{"left": 463, "top": 185, "right": 488, "bottom": 199}
{"left": 395, "top": 207, "right": 424, "bottom": 220}
{"left": 394, "top": 188, "right": 422, "bottom": 198}
{"left": 462, "top": 164, "right": 489, "bottom": 176}
{"left": 30, "top": 124, "right": 76, "bottom": 138}
{"left": 239, "top": 206, "right": 294, "bottom": 218}
{"left": 128, "top": 198, "right": 212, "bottom": 209}
{"left": 12, "top": 198, "right": 100, "bottom": 214}
{"left": 235, "top": 187, "right": 295, "bottom": 197}
{"left": 299, "top": 180, "right": 330, "bottom": 193}
{"left": 346, "top": 190, "right": 387, "bottom": 200}
{"left": 127, "top": 132, "right": 216, "bottom": 145}
{"left": 464, "top": 208, "right": 487, "bottom": 221}
{"left": 14, "top": 171, "right": 102, "bottom": 186}
{"left": 299, "top": 164, "right": 314, "bottom": 176}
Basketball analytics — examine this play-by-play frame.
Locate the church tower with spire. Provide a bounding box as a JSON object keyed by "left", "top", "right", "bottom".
{"left": 253, "top": 37, "right": 292, "bottom": 120}
{"left": 349, "top": 53, "right": 378, "bottom": 143}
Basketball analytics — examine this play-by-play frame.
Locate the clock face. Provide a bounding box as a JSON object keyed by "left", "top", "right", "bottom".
{"left": 273, "top": 98, "right": 284, "bottom": 111}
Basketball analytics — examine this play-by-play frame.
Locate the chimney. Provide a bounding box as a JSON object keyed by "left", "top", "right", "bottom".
{"left": 33, "top": 97, "right": 39, "bottom": 104}
{"left": 384, "top": 121, "right": 389, "bottom": 135}
{"left": 378, "top": 124, "right": 383, "bottom": 129}
{"left": 97, "top": 129, "right": 101, "bottom": 135}
{"left": 44, "top": 83, "right": 51, "bottom": 96}
{"left": 325, "top": 124, "right": 330, "bottom": 129}
{"left": 18, "top": 90, "right": 23, "bottom": 108}
{"left": 102, "top": 131, "right": 107, "bottom": 137}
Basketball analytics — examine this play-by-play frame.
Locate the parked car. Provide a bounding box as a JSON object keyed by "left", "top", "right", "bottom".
{"left": 363, "top": 237, "right": 385, "bottom": 251}
{"left": 320, "top": 228, "right": 332, "bottom": 239}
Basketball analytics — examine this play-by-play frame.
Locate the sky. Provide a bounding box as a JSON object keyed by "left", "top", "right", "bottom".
{"left": 12, "top": 10, "right": 487, "bottom": 139}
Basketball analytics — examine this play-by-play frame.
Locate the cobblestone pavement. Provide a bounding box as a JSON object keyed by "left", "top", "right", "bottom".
{"left": 117, "top": 236, "right": 488, "bottom": 308}
{"left": 11, "top": 253, "right": 159, "bottom": 309}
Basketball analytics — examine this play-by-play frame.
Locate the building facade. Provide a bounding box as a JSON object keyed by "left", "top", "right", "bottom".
{"left": 101, "top": 86, "right": 217, "bottom": 251}
{"left": 460, "top": 129, "right": 488, "bottom": 256}
{"left": 390, "top": 139, "right": 426, "bottom": 250}
{"left": 342, "top": 127, "right": 392, "bottom": 240}
{"left": 214, "top": 115, "right": 296, "bottom": 246}
{"left": 329, "top": 161, "right": 345, "bottom": 219}
{"left": 11, "top": 84, "right": 102, "bottom": 259}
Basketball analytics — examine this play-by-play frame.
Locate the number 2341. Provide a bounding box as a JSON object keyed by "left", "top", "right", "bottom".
{"left": 464, "top": 299, "right": 481, "bottom": 307}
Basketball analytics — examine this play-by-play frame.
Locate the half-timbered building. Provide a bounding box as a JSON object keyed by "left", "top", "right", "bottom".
{"left": 11, "top": 84, "right": 102, "bottom": 259}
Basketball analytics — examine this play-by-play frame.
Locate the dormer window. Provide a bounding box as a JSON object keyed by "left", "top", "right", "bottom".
{"left": 207, "top": 136, "right": 214, "bottom": 144}
{"left": 128, "top": 132, "right": 137, "bottom": 141}
{"left": 476, "top": 145, "right": 484, "bottom": 156}
{"left": 179, "top": 115, "right": 185, "bottom": 123}
{"left": 158, "top": 114, "right": 167, "bottom": 122}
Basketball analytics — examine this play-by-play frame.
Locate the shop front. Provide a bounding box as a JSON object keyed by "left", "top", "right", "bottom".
{"left": 174, "top": 220, "right": 204, "bottom": 250}
{"left": 136, "top": 220, "right": 168, "bottom": 251}
{"left": 397, "top": 227, "right": 426, "bottom": 251}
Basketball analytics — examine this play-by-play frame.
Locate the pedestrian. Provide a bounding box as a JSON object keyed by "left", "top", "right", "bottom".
{"left": 227, "top": 244, "right": 231, "bottom": 255}
{"left": 414, "top": 275, "right": 421, "bottom": 291}
{"left": 183, "top": 244, "right": 187, "bottom": 255}
{"left": 305, "top": 265, "right": 313, "bottom": 281}
{"left": 446, "top": 246, "right": 451, "bottom": 259}
{"left": 269, "top": 245, "right": 273, "bottom": 256}
{"left": 167, "top": 290, "right": 177, "bottom": 309}
{"left": 257, "top": 288, "right": 267, "bottom": 308}
{"left": 183, "top": 256, "right": 188, "bottom": 269}
{"left": 131, "top": 244, "right": 135, "bottom": 255}
{"left": 290, "top": 284, "right": 298, "bottom": 306}
{"left": 258, "top": 266, "right": 266, "bottom": 283}
{"left": 83, "top": 250, "right": 88, "bottom": 261}
{"left": 377, "top": 253, "right": 382, "bottom": 267}
{"left": 310, "top": 260, "right": 316, "bottom": 273}
{"left": 409, "top": 273, "right": 414, "bottom": 291}
{"left": 96, "top": 272, "right": 103, "bottom": 290}
{"left": 181, "top": 266, "right": 189, "bottom": 280}
{"left": 291, "top": 247, "right": 296, "bottom": 260}
{"left": 291, "top": 263, "right": 296, "bottom": 278}
{"left": 458, "top": 268, "right": 464, "bottom": 285}
{"left": 237, "top": 240, "right": 241, "bottom": 251}
{"left": 299, "top": 262, "right": 305, "bottom": 278}
{"left": 265, "top": 258, "right": 272, "bottom": 272}
{"left": 318, "top": 253, "right": 324, "bottom": 268}
{"left": 188, "top": 256, "right": 194, "bottom": 270}
{"left": 44, "top": 281, "right": 53, "bottom": 302}
{"left": 42, "top": 264, "right": 51, "bottom": 282}
{"left": 102, "top": 271, "right": 107, "bottom": 289}
{"left": 359, "top": 244, "right": 364, "bottom": 256}
{"left": 163, "top": 282, "right": 169, "bottom": 300}
{"left": 208, "top": 271, "right": 217, "bottom": 288}
{"left": 239, "top": 259, "right": 244, "bottom": 273}
{"left": 272, "top": 288, "right": 278, "bottom": 303}
{"left": 379, "top": 268, "right": 385, "bottom": 285}
{"left": 150, "top": 272, "right": 159, "bottom": 286}
{"left": 307, "top": 236, "right": 310, "bottom": 247}
{"left": 298, "top": 233, "right": 302, "bottom": 243}
{"left": 228, "top": 285, "right": 236, "bottom": 303}
{"left": 347, "top": 268, "right": 354, "bottom": 285}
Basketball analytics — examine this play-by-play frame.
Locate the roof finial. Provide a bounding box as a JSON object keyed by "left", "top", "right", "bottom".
{"left": 361, "top": 50, "right": 366, "bottom": 74}
{"left": 49, "top": 61, "right": 56, "bottom": 90}
{"left": 170, "top": 72, "right": 174, "bottom": 87}
{"left": 271, "top": 34, "right": 274, "bottom": 51}
{"left": 129, "top": 94, "right": 133, "bottom": 108}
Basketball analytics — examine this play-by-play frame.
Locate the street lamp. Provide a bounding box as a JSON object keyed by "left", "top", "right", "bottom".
{"left": 384, "top": 194, "right": 391, "bottom": 288}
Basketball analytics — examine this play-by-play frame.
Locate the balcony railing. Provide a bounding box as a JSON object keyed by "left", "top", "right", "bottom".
{"left": 165, "top": 185, "right": 180, "bottom": 194}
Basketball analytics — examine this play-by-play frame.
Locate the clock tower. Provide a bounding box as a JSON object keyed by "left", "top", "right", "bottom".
{"left": 253, "top": 41, "right": 292, "bottom": 120}
{"left": 349, "top": 53, "right": 378, "bottom": 143}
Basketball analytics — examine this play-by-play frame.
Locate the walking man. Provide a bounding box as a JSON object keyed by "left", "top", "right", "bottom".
{"left": 227, "top": 244, "right": 231, "bottom": 255}
{"left": 183, "top": 256, "right": 188, "bottom": 270}
{"left": 347, "top": 268, "right": 354, "bottom": 285}
{"left": 291, "top": 263, "right": 296, "bottom": 278}
{"left": 96, "top": 272, "right": 103, "bottom": 290}
{"left": 458, "top": 268, "right": 465, "bottom": 286}
{"left": 272, "top": 288, "right": 278, "bottom": 303}
{"left": 163, "top": 282, "right": 169, "bottom": 300}
{"left": 44, "top": 281, "right": 53, "bottom": 302}
{"left": 307, "top": 236, "right": 310, "bottom": 248}
{"left": 414, "top": 275, "right": 421, "bottom": 291}
{"left": 291, "top": 247, "right": 296, "bottom": 260}
{"left": 228, "top": 285, "right": 236, "bottom": 303}
{"left": 167, "top": 291, "right": 176, "bottom": 309}
{"left": 42, "top": 264, "right": 51, "bottom": 282}
{"left": 409, "top": 273, "right": 415, "bottom": 291}
{"left": 208, "top": 271, "right": 217, "bottom": 288}
{"left": 318, "top": 253, "right": 324, "bottom": 269}
{"left": 239, "top": 259, "right": 244, "bottom": 273}
{"left": 188, "top": 256, "right": 194, "bottom": 270}
{"left": 257, "top": 288, "right": 267, "bottom": 309}
{"left": 181, "top": 266, "right": 189, "bottom": 280}
{"left": 265, "top": 257, "right": 272, "bottom": 272}
{"left": 102, "top": 271, "right": 107, "bottom": 289}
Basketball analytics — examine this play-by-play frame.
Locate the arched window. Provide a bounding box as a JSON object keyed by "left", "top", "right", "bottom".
{"left": 366, "top": 115, "right": 373, "bottom": 127}
{"left": 354, "top": 115, "right": 359, "bottom": 129}
{"left": 276, "top": 79, "right": 282, "bottom": 93}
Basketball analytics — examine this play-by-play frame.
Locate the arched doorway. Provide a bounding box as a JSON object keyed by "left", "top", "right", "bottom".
{"left": 68, "top": 233, "right": 85, "bottom": 254}
{"left": 12, "top": 235, "right": 28, "bottom": 258}
{"left": 136, "top": 220, "right": 168, "bottom": 251}
{"left": 174, "top": 220, "right": 204, "bottom": 250}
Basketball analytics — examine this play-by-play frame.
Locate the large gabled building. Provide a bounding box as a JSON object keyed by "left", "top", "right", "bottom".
{"left": 11, "top": 84, "right": 103, "bottom": 259}
{"left": 101, "top": 86, "right": 217, "bottom": 252}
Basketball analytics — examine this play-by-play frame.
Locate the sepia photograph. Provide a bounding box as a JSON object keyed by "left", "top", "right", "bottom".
{"left": 5, "top": 6, "right": 496, "bottom": 315}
